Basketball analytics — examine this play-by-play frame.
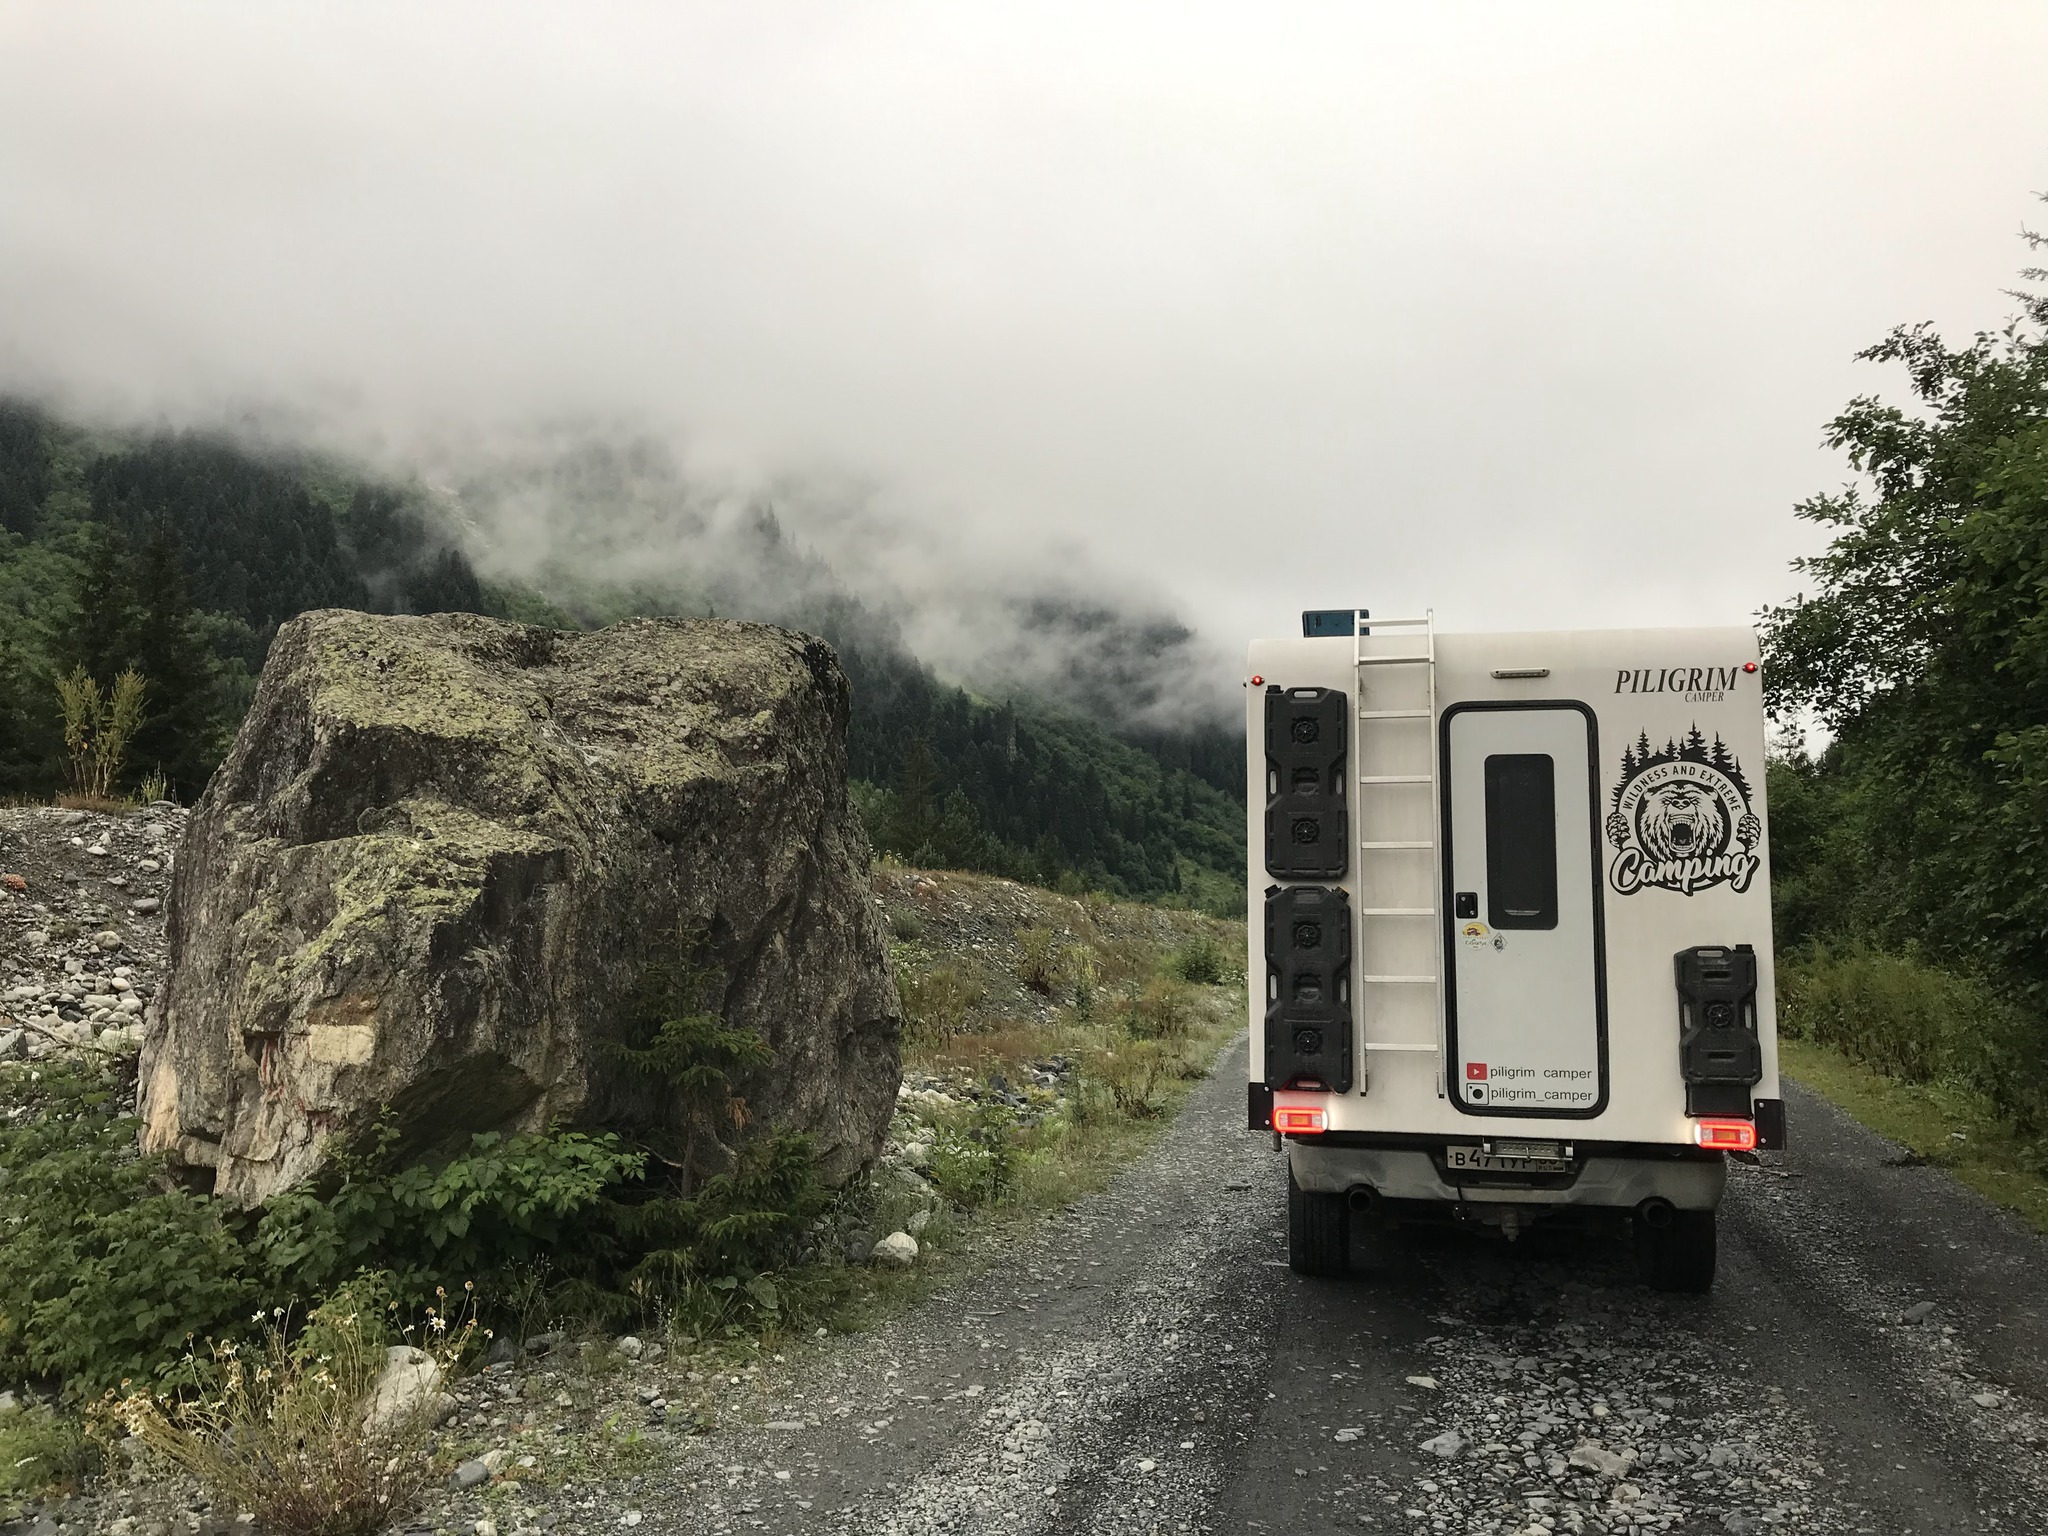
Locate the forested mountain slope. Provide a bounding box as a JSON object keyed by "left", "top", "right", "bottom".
{"left": 0, "top": 403, "right": 1245, "bottom": 910}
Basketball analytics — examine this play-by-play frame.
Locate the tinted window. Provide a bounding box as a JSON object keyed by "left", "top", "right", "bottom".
{"left": 1484, "top": 753, "right": 1558, "bottom": 929}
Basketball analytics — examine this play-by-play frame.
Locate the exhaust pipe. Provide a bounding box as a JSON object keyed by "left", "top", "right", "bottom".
{"left": 1637, "top": 1197, "right": 1676, "bottom": 1229}
{"left": 1347, "top": 1185, "right": 1381, "bottom": 1218}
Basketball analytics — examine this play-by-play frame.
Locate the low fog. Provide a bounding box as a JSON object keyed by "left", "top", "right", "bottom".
{"left": 3, "top": 2, "right": 2046, "bottom": 714}
{"left": 436, "top": 432, "right": 1229, "bottom": 722}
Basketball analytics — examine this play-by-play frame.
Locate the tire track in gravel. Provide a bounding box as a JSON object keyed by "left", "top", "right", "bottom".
{"left": 641, "top": 1039, "right": 1283, "bottom": 1536}
{"left": 1712, "top": 1082, "right": 2048, "bottom": 1534}
{"left": 1220, "top": 1216, "right": 1890, "bottom": 1535}
{"left": 1215, "top": 1083, "right": 2046, "bottom": 1536}
{"left": 635, "top": 1049, "right": 2048, "bottom": 1536}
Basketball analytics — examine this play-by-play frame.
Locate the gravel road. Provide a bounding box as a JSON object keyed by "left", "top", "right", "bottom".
{"left": 629, "top": 1040, "right": 2046, "bottom": 1536}
{"left": 13, "top": 812, "right": 2039, "bottom": 1535}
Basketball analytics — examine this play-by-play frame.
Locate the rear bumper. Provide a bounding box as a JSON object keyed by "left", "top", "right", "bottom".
{"left": 1289, "top": 1142, "right": 1726, "bottom": 1211}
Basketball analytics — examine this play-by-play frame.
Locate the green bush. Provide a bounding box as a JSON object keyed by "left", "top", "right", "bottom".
{"left": 252, "top": 1127, "right": 646, "bottom": 1303}
{"left": 0, "top": 1405, "right": 96, "bottom": 1505}
{"left": 0, "top": 1062, "right": 640, "bottom": 1395}
{"left": 606, "top": 1130, "right": 831, "bottom": 1332}
{"left": 927, "top": 1098, "right": 1017, "bottom": 1210}
{"left": 0, "top": 944, "right": 837, "bottom": 1397}
{"left": 1015, "top": 926, "right": 1069, "bottom": 995}
{"left": 887, "top": 905, "right": 925, "bottom": 942}
{"left": 255, "top": 1117, "right": 825, "bottom": 1335}
{"left": 1093, "top": 1040, "right": 1174, "bottom": 1117}
{"left": 1779, "top": 946, "right": 1984, "bottom": 1082}
{"left": 1778, "top": 946, "right": 2048, "bottom": 1137}
{"left": 1981, "top": 1010, "right": 2048, "bottom": 1142}
{"left": 1062, "top": 1071, "right": 1117, "bottom": 1128}
{"left": 1163, "top": 934, "right": 1228, "bottom": 985}
{"left": 579, "top": 950, "right": 831, "bottom": 1327}
{"left": 1120, "top": 977, "right": 1196, "bottom": 1041}
{"left": 1069, "top": 945, "right": 1098, "bottom": 1017}
{"left": 0, "top": 1062, "right": 257, "bottom": 1396}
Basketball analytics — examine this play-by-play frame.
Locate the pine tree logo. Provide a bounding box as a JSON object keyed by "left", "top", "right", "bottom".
{"left": 1604, "top": 725, "right": 1763, "bottom": 897}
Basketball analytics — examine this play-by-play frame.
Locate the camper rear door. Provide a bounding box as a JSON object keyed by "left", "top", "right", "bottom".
{"left": 1443, "top": 705, "right": 1607, "bottom": 1116}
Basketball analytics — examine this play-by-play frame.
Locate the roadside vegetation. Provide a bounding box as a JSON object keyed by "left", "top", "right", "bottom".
{"left": 1775, "top": 1038, "right": 2048, "bottom": 1232}
{"left": 0, "top": 866, "right": 1242, "bottom": 1530}
{"left": 881, "top": 865, "right": 1243, "bottom": 1218}
{"left": 1765, "top": 210, "right": 2048, "bottom": 1217}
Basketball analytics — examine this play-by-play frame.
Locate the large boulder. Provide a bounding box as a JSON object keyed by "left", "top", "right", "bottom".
{"left": 138, "top": 610, "right": 901, "bottom": 1206}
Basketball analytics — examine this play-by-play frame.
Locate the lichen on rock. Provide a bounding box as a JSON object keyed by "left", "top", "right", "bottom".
{"left": 138, "top": 609, "right": 901, "bottom": 1206}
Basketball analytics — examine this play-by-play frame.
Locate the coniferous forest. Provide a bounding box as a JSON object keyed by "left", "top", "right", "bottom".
{"left": 0, "top": 402, "right": 1248, "bottom": 912}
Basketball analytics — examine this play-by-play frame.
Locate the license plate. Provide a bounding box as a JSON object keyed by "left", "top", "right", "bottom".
{"left": 1446, "top": 1143, "right": 1572, "bottom": 1174}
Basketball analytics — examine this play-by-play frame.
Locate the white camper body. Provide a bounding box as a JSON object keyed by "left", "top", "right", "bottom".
{"left": 1246, "top": 613, "right": 1780, "bottom": 1291}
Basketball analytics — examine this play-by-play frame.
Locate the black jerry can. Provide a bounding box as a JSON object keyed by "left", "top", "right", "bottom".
{"left": 1264, "top": 884, "right": 1354, "bottom": 1092}
{"left": 1265, "top": 685, "right": 1348, "bottom": 879}
{"left": 1675, "top": 944, "right": 1762, "bottom": 1116}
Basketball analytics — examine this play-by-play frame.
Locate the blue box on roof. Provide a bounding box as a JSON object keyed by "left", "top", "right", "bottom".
{"left": 1300, "top": 609, "right": 1364, "bottom": 638}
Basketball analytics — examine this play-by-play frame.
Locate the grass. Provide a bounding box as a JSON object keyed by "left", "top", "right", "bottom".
{"left": 1006, "top": 1040, "right": 1230, "bottom": 1210}
{"left": 1780, "top": 1037, "right": 2048, "bottom": 1233}
{"left": 834, "top": 867, "right": 1245, "bottom": 1331}
{"left": 0, "top": 793, "right": 159, "bottom": 813}
{"left": 818, "top": 1019, "right": 1232, "bottom": 1334}
{"left": 111, "top": 1283, "right": 476, "bottom": 1536}
{"left": 0, "top": 1406, "right": 95, "bottom": 1515}
{"left": 899, "top": 998, "right": 1240, "bottom": 1216}
{"left": 51, "top": 794, "right": 130, "bottom": 814}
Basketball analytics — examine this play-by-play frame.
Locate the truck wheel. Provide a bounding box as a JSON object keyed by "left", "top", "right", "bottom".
{"left": 1637, "top": 1209, "right": 1716, "bottom": 1293}
{"left": 1288, "top": 1166, "right": 1350, "bottom": 1277}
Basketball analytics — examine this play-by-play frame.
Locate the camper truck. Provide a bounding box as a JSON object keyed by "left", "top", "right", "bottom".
{"left": 1246, "top": 611, "right": 1781, "bottom": 1293}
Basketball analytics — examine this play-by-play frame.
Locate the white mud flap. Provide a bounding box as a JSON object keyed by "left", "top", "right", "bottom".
{"left": 1442, "top": 704, "right": 1607, "bottom": 1117}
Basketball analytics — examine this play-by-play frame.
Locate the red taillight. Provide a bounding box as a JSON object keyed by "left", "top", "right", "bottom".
{"left": 1693, "top": 1118, "right": 1757, "bottom": 1151}
{"left": 1743, "top": 662, "right": 1759, "bottom": 674}
{"left": 1273, "top": 1100, "right": 1327, "bottom": 1135}
{"left": 1250, "top": 674, "right": 1264, "bottom": 686}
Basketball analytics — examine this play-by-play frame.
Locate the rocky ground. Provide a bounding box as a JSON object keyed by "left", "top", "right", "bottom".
{"left": 0, "top": 809, "right": 1240, "bottom": 1536}
{"left": 437, "top": 1045, "right": 2031, "bottom": 1536}
{"left": 10, "top": 814, "right": 2041, "bottom": 1536}
{"left": 117, "top": 1040, "right": 2026, "bottom": 1536}
{"left": 0, "top": 803, "right": 183, "bottom": 1066}
{"left": 63, "top": 1058, "right": 2028, "bottom": 1536}
{"left": 31, "top": 1046, "right": 2044, "bottom": 1536}
{"left": 871, "top": 864, "right": 1240, "bottom": 1035}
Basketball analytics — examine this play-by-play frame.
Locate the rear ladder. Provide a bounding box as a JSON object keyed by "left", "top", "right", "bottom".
{"left": 1351, "top": 611, "right": 1446, "bottom": 1097}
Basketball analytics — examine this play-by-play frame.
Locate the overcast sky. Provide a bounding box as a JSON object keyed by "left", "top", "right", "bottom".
{"left": 3, "top": 2, "right": 2046, "bottom": 663}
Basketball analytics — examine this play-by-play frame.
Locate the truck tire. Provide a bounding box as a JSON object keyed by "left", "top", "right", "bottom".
{"left": 1288, "top": 1166, "right": 1349, "bottom": 1277}
{"left": 1637, "top": 1209, "right": 1716, "bottom": 1293}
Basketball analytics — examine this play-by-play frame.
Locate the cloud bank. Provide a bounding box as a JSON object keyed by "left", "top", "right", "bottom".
{"left": 3, "top": 0, "right": 2046, "bottom": 693}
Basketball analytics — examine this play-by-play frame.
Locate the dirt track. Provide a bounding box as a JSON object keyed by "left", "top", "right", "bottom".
{"left": 624, "top": 1039, "right": 2046, "bottom": 1535}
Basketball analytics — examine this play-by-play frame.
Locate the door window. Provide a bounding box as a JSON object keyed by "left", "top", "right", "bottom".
{"left": 1484, "top": 753, "right": 1558, "bottom": 929}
